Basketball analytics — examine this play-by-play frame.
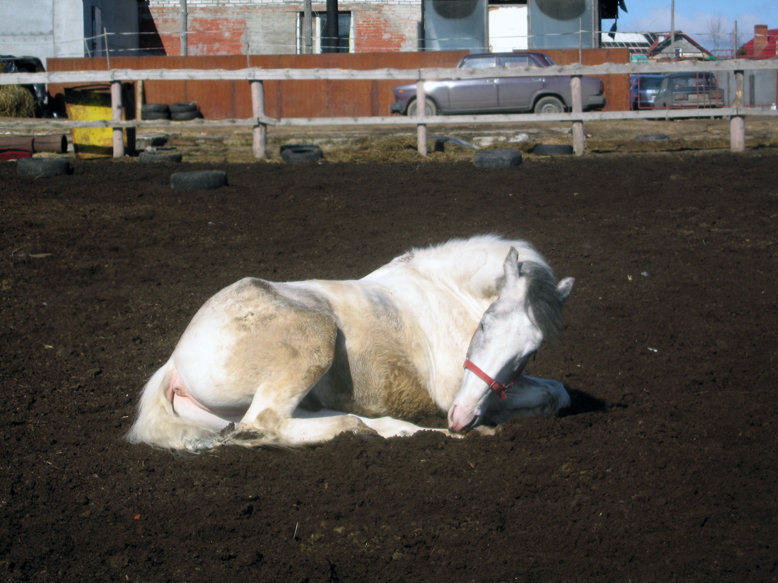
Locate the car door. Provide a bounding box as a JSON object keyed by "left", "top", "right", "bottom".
{"left": 447, "top": 56, "right": 499, "bottom": 113}
{"left": 496, "top": 55, "right": 545, "bottom": 112}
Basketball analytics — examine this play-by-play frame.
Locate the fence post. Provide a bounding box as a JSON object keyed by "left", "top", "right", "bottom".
{"left": 730, "top": 70, "right": 745, "bottom": 152}
{"left": 570, "top": 75, "right": 585, "bottom": 156}
{"left": 416, "top": 79, "right": 427, "bottom": 157}
{"left": 250, "top": 79, "right": 267, "bottom": 159}
{"left": 110, "top": 80, "right": 124, "bottom": 158}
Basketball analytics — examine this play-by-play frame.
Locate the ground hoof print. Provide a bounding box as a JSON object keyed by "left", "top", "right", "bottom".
{"left": 473, "top": 149, "right": 523, "bottom": 168}
{"left": 17, "top": 157, "right": 72, "bottom": 178}
{"left": 139, "top": 150, "right": 183, "bottom": 164}
{"left": 532, "top": 144, "right": 574, "bottom": 156}
{"left": 280, "top": 144, "right": 323, "bottom": 164}
{"left": 170, "top": 170, "right": 228, "bottom": 190}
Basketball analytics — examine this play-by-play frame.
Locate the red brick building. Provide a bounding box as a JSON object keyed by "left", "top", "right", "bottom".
{"left": 143, "top": 0, "right": 423, "bottom": 56}
{"left": 740, "top": 24, "right": 777, "bottom": 59}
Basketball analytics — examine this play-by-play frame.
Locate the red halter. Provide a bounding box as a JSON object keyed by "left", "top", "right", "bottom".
{"left": 463, "top": 358, "right": 512, "bottom": 400}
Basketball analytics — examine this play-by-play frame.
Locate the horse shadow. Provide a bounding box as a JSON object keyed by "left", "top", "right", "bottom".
{"left": 560, "top": 386, "right": 608, "bottom": 416}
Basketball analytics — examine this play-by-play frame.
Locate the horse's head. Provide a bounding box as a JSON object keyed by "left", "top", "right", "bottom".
{"left": 448, "top": 247, "right": 574, "bottom": 432}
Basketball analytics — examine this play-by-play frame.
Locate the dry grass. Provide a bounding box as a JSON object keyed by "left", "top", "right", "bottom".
{"left": 0, "top": 86, "right": 35, "bottom": 117}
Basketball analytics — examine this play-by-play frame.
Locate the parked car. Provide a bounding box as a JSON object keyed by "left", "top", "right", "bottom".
{"left": 629, "top": 73, "right": 665, "bottom": 110}
{"left": 390, "top": 52, "right": 606, "bottom": 116}
{"left": 653, "top": 72, "right": 724, "bottom": 109}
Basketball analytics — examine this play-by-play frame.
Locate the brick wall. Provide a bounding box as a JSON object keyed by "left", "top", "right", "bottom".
{"left": 146, "top": 0, "right": 422, "bottom": 56}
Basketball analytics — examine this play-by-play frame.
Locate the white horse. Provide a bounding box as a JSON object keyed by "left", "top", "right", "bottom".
{"left": 127, "top": 235, "right": 574, "bottom": 450}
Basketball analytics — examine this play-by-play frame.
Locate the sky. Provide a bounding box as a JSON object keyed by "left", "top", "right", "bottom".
{"left": 604, "top": 1, "right": 778, "bottom": 54}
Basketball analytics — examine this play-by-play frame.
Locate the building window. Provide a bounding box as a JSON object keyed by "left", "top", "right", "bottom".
{"left": 297, "top": 11, "right": 353, "bottom": 54}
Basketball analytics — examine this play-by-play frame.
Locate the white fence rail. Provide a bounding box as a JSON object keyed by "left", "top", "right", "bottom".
{"left": 2, "top": 59, "right": 777, "bottom": 158}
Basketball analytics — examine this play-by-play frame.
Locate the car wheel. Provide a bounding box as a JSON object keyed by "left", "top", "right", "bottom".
{"left": 533, "top": 96, "right": 565, "bottom": 114}
{"left": 473, "top": 149, "right": 523, "bottom": 168}
{"left": 407, "top": 99, "right": 437, "bottom": 117}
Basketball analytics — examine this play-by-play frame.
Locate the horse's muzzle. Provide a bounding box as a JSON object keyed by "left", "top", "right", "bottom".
{"left": 448, "top": 404, "right": 478, "bottom": 433}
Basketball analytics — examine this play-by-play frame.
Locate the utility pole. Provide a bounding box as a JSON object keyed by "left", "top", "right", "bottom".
{"left": 669, "top": 0, "right": 675, "bottom": 58}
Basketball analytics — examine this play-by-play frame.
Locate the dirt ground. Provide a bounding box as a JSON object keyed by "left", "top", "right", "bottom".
{"left": 1, "top": 145, "right": 777, "bottom": 581}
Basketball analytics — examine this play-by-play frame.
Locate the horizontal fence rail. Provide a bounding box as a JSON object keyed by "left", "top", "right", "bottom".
{"left": 2, "top": 59, "right": 777, "bottom": 158}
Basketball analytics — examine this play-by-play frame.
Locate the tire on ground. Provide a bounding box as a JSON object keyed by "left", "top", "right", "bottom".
{"left": 170, "top": 110, "right": 201, "bottom": 121}
{"left": 170, "top": 170, "right": 227, "bottom": 190}
{"left": 280, "top": 144, "right": 323, "bottom": 164}
{"left": 139, "top": 150, "right": 183, "bottom": 164}
{"left": 532, "top": 144, "right": 574, "bottom": 156}
{"left": 169, "top": 102, "right": 198, "bottom": 113}
{"left": 17, "top": 157, "right": 72, "bottom": 178}
{"left": 473, "top": 149, "right": 523, "bottom": 168}
{"left": 141, "top": 104, "right": 170, "bottom": 120}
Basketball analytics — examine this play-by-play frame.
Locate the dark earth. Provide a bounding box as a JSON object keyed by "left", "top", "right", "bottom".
{"left": 1, "top": 149, "right": 776, "bottom": 581}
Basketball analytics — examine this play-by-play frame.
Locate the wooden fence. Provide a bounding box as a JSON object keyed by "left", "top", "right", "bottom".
{"left": 2, "top": 58, "right": 777, "bottom": 158}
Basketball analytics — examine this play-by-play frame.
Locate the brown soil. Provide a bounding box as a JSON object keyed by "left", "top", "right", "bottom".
{"left": 1, "top": 149, "right": 776, "bottom": 582}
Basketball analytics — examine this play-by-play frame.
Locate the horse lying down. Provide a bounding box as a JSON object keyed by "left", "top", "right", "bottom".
{"left": 127, "top": 235, "right": 574, "bottom": 451}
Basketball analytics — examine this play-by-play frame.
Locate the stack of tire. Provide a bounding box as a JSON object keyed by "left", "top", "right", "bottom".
{"left": 141, "top": 102, "right": 201, "bottom": 121}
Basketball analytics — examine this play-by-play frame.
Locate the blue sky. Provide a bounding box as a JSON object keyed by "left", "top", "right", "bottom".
{"left": 604, "top": 1, "right": 777, "bottom": 53}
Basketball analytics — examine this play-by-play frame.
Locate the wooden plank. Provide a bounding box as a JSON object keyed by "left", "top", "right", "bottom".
{"left": 3, "top": 59, "right": 777, "bottom": 86}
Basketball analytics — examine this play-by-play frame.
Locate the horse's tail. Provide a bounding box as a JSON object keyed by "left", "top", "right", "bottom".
{"left": 125, "top": 360, "right": 222, "bottom": 451}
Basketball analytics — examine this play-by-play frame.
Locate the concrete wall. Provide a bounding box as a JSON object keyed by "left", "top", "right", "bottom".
{"left": 0, "top": 0, "right": 81, "bottom": 64}
{"left": 0, "top": 0, "right": 138, "bottom": 64}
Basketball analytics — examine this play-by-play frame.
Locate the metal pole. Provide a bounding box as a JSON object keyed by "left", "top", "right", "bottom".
{"left": 670, "top": 0, "right": 675, "bottom": 58}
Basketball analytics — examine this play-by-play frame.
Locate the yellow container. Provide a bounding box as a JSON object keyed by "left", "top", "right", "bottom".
{"left": 65, "top": 84, "right": 135, "bottom": 158}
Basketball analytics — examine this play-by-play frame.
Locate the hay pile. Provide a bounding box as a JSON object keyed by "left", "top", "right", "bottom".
{"left": 0, "top": 85, "right": 35, "bottom": 117}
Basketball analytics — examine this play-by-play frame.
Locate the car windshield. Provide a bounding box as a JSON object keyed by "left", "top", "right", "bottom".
{"left": 670, "top": 73, "right": 717, "bottom": 90}
{"left": 461, "top": 57, "right": 497, "bottom": 69}
{"left": 639, "top": 76, "right": 664, "bottom": 90}
{"left": 538, "top": 54, "right": 555, "bottom": 66}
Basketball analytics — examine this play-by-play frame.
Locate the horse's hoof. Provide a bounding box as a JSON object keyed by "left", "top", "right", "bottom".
{"left": 470, "top": 425, "right": 500, "bottom": 437}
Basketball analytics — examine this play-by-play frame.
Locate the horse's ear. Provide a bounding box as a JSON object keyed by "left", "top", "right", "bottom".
{"left": 502, "top": 247, "right": 521, "bottom": 286}
{"left": 556, "top": 277, "right": 575, "bottom": 302}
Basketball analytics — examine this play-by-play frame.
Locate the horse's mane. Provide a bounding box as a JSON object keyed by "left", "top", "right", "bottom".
{"left": 520, "top": 259, "right": 566, "bottom": 341}
{"left": 381, "top": 235, "right": 565, "bottom": 339}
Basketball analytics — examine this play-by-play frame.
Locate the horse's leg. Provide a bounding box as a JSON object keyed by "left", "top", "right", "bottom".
{"left": 354, "top": 415, "right": 450, "bottom": 438}
{"left": 233, "top": 380, "right": 377, "bottom": 447}
{"left": 481, "top": 375, "right": 570, "bottom": 425}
